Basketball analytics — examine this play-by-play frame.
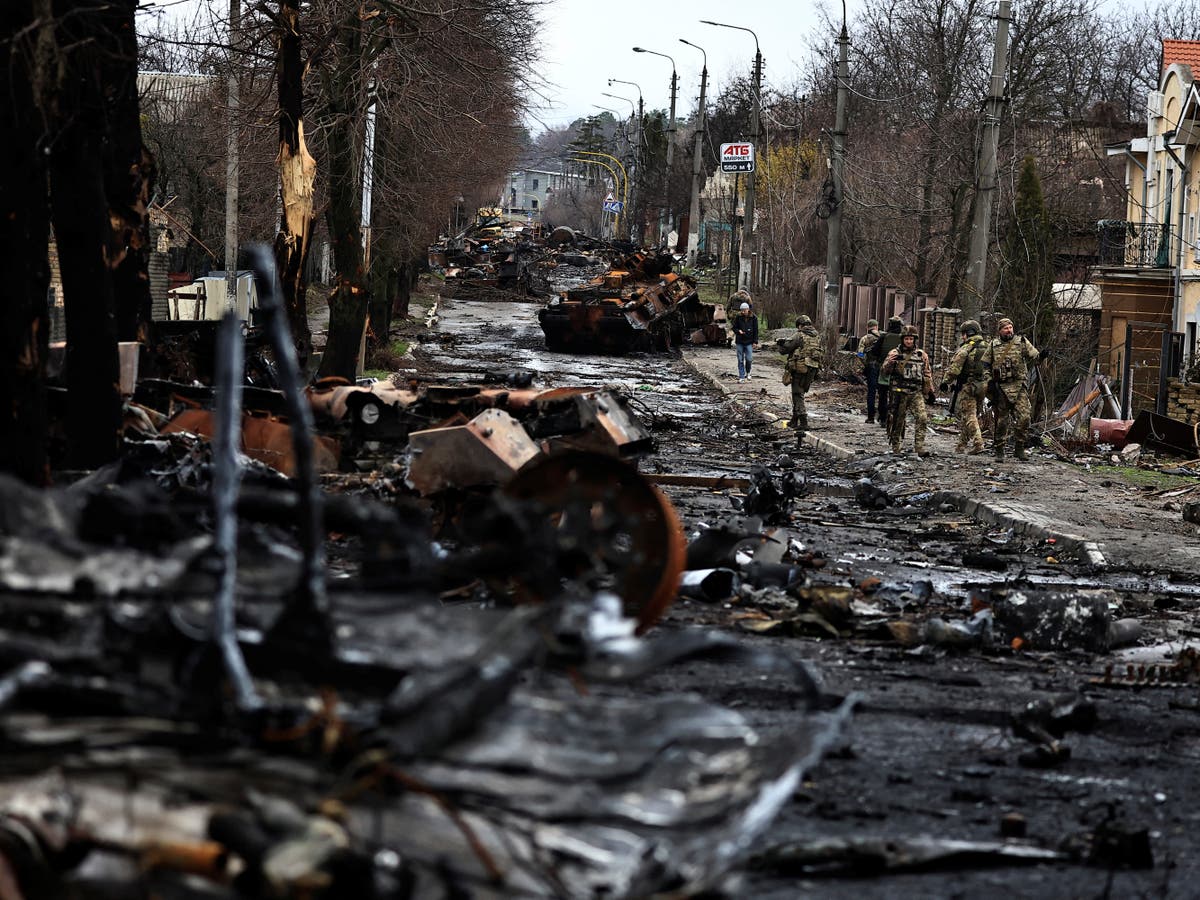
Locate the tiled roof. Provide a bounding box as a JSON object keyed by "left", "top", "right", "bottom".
{"left": 1162, "top": 39, "right": 1200, "bottom": 76}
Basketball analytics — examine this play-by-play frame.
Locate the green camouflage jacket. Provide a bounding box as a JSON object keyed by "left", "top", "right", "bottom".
{"left": 881, "top": 346, "right": 933, "bottom": 394}
{"left": 945, "top": 334, "right": 989, "bottom": 386}
{"left": 780, "top": 326, "right": 824, "bottom": 373}
{"left": 984, "top": 334, "right": 1039, "bottom": 399}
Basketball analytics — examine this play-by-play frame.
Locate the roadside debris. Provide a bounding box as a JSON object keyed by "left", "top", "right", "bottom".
{"left": 1012, "top": 692, "right": 1098, "bottom": 767}
{"left": 750, "top": 836, "right": 1066, "bottom": 876}
{"left": 992, "top": 588, "right": 1117, "bottom": 653}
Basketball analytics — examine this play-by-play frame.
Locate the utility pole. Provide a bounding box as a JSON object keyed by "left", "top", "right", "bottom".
{"left": 225, "top": 0, "right": 240, "bottom": 307}
{"left": 700, "top": 21, "right": 760, "bottom": 287}
{"left": 665, "top": 69, "right": 677, "bottom": 243}
{"left": 963, "top": 0, "right": 1011, "bottom": 320}
{"left": 743, "top": 48, "right": 762, "bottom": 291}
{"left": 361, "top": 75, "right": 377, "bottom": 268}
{"left": 633, "top": 47, "right": 678, "bottom": 244}
{"left": 681, "top": 39, "right": 708, "bottom": 267}
{"left": 635, "top": 93, "right": 645, "bottom": 242}
{"left": 823, "top": 21, "right": 849, "bottom": 330}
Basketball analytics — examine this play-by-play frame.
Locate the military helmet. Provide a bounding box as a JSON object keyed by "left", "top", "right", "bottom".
{"left": 866, "top": 318, "right": 879, "bottom": 329}
{"left": 961, "top": 319, "right": 981, "bottom": 336}
{"left": 795, "top": 314, "right": 813, "bottom": 327}
{"left": 901, "top": 325, "right": 919, "bottom": 337}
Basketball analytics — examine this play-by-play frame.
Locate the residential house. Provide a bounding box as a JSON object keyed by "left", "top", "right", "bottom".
{"left": 1099, "top": 39, "right": 1200, "bottom": 415}
{"left": 501, "top": 169, "right": 588, "bottom": 222}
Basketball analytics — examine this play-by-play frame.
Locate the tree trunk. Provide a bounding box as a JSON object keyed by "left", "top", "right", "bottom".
{"left": 102, "top": 0, "right": 155, "bottom": 343}
{"left": 273, "top": 0, "right": 315, "bottom": 368}
{"left": 913, "top": 145, "right": 940, "bottom": 294}
{"left": 0, "top": 0, "right": 51, "bottom": 484}
{"left": 318, "top": 117, "right": 368, "bottom": 378}
{"left": 316, "top": 9, "right": 368, "bottom": 381}
{"left": 50, "top": 0, "right": 125, "bottom": 468}
{"left": 367, "top": 261, "right": 394, "bottom": 349}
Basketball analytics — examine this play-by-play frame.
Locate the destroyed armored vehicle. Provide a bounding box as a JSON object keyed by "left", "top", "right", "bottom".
{"left": 538, "top": 252, "right": 729, "bottom": 354}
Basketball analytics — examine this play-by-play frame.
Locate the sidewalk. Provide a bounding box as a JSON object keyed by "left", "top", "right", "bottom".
{"left": 682, "top": 344, "right": 1200, "bottom": 573}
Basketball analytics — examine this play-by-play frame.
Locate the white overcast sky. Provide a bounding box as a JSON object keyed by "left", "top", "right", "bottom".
{"left": 531, "top": 0, "right": 842, "bottom": 131}
{"left": 139, "top": 0, "right": 849, "bottom": 134}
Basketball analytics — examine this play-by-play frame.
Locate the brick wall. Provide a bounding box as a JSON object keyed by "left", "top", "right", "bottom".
{"left": 1167, "top": 378, "right": 1200, "bottom": 424}
{"left": 48, "top": 238, "right": 65, "bottom": 342}
{"left": 921, "top": 307, "right": 962, "bottom": 371}
{"left": 149, "top": 226, "right": 170, "bottom": 321}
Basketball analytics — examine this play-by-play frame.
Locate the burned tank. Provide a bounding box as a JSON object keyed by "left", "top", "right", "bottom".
{"left": 538, "top": 252, "right": 729, "bottom": 354}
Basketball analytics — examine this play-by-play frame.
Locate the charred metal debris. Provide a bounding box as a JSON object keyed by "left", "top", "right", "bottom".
{"left": 539, "top": 251, "right": 729, "bottom": 354}
{"left": 0, "top": 248, "right": 857, "bottom": 899}
{"left": 430, "top": 215, "right": 731, "bottom": 356}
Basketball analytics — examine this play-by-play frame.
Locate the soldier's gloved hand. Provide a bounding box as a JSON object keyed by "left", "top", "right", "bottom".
{"left": 926, "top": 391, "right": 936, "bottom": 404}
{"left": 938, "top": 381, "right": 949, "bottom": 393}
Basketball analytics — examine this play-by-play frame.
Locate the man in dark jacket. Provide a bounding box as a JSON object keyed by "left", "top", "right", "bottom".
{"left": 858, "top": 318, "right": 881, "bottom": 423}
{"left": 732, "top": 300, "right": 759, "bottom": 383}
{"left": 870, "top": 316, "right": 904, "bottom": 429}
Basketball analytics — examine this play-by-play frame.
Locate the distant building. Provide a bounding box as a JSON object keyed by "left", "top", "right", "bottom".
{"left": 501, "top": 169, "right": 588, "bottom": 222}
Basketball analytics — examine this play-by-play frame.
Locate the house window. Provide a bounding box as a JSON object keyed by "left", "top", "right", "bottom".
{"left": 531, "top": 198, "right": 539, "bottom": 210}
{"left": 533, "top": 178, "right": 539, "bottom": 190}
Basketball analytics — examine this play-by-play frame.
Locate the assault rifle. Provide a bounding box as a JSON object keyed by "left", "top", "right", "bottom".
{"left": 947, "top": 367, "right": 969, "bottom": 415}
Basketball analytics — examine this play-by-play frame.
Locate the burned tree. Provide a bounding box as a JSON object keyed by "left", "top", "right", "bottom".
{"left": 48, "top": 0, "right": 155, "bottom": 468}
{"left": 305, "top": 0, "right": 540, "bottom": 380}
{"left": 0, "top": 1, "right": 51, "bottom": 484}
{"left": 273, "top": 0, "right": 317, "bottom": 363}
{"left": 2, "top": 0, "right": 156, "bottom": 477}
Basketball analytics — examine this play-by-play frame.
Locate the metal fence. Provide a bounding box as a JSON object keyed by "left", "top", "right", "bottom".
{"left": 1096, "top": 221, "right": 1171, "bottom": 268}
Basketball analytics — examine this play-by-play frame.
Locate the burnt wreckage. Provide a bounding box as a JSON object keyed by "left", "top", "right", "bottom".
{"left": 539, "top": 252, "right": 729, "bottom": 354}
{"left": 0, "top": 247, "right": 856, "bottom": 898}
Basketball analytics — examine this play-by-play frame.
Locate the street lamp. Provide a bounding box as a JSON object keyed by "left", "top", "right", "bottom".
{"left": 632, "top": 50, "right": 676, "bottom": 158}
{"left": 679, "top": 39, "right": 709, "bottom": 266}
{"left": 609, "top": 79, "right": 645, "bottom": 242}
{"left": 701, "top": 19, "right": 762, "bottom": 291}
{"left": 633, "top": 47, "right": 678, "bottom": 245}
{"left": 600, "top": 91, "right": 636, "bottom": 118}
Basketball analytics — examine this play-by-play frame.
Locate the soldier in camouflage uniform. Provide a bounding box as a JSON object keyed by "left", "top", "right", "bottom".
{"left": 881, "top": 325, "right": 934, "bottom": 456}
{"left": 983, "top": 317, "right": 1040, "bottom": 461}
{"left": 777, "top": 315, "right": 824, "bottom": 433}
{"left": 939, "top": 319, "right": 988, "bottom": 454}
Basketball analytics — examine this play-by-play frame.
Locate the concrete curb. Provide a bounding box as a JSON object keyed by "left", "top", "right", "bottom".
{"left": 929, "top": 490, "right": 1107, "bottom": 568}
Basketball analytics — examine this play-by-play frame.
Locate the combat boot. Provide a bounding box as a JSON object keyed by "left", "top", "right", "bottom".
{"left": 969, "top": 441, "right": 984, "bottom": 455}
{"left": 865, "top": 415, "right": 875, "bottom": 424}
{"left": 994, "top": 445, "right": 1005, "bottom": 461}
{"left": 1013, "top": 443, "right": 1029, "bottom": 461}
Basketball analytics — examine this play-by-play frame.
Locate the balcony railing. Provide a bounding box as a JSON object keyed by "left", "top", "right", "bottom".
{"left": 1096, "top": 220, "right": 1172, "bottom": 268}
